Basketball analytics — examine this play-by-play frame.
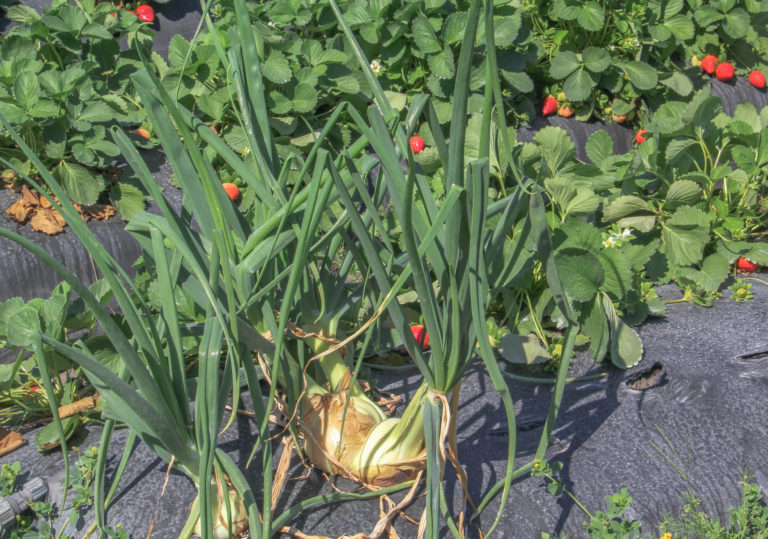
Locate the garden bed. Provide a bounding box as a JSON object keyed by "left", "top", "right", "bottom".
{"left": 2, "top": 278, "right": 766, "bottom": 537}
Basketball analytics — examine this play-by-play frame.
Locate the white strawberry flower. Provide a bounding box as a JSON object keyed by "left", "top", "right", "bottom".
{"left": 370, "top": 59, "right": 382, "bottom": 75}
{"left": 603, "top": 237, "right": 616, "bottom": 248}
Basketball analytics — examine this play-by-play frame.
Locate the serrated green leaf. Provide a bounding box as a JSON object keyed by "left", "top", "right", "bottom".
{"left": 6, "top": 306, "right": 40, "bottom": 348}
{"left": 603, "top": 195, "right": 652, "bottom": 222}
{"left": 412, "top": 15, "right": 442, "bottom": 54}
{"left": 550, "top": 51, "right": 581, "bottom": 79}
{"left": 732, "top": 103, "right": 761, "bottom": 133}
{"left": 333, "top": 74, "right": 360, "bottom": 94}
{"left": 586, "top": 130, "right": 614, "bottom": 165}
{"left": 678, "top": 252, "right": 730, "bottom": 291}
{"left": 292, "top": 82, "right": 317, "bottom": 113}
{"left": 383, "top": 91, "right": 407, "bottom": 110}
{"left": 13, "top": 71, "right": 40, "bottom": 110}
{"left": 598, "top": 248, "right": 633, "bottom": 300}
{"left": 79, "top": 102, "right": 113, "bottom": 123}
{"left": 167, "top": 35, "right": 190, "bottom": 69}
{"left": 494, "top": 11, "right": 522, "bottom": 46}
{"left": 534, "top": 126, "right": 575, "bottom": 176}
{"left": 110, "top": 181, "right": 146, "bottom": 220}
{"left": 267, "top": 90, "right": 292, "bottom": 115}
{"left": 665, "top": 137, "right": 698, "bottom": 163}
{"left": 622, "top": 238, "right": 660, "bottom": 271}
{"left": 262, "top": 50, "right": 292, "bottom": 84}
{"left": 564, "top": 187, "right": 599, "bottom": 217}
{"left": 442, "top": 11, "right": 468, "bottom": 45}
{"left": 555, "top": 218, "right": 603, "bottom": 253}
{"left": 555, "top": 248, "right": 605, "bottom": 302}
{"left": 53, "top": 161, "right": 105, "bottom": 205}
{"left": 732, "top": 145, "right": 757, "bottom": 173}
{"left": 617, "top": 215, "right": 658, "bottom": 233}
{"left": 497, "top": 334, "right": 550, "bottom": 364}
{"left": 500, "top": 70, "right": 533, "bottom": 93}
{"left": 663, "top": 14, "right": 695, "bottom": 40}
{"left": 582, "top": 46, "right": 610, "bottom": 73}
{"left": 661, "top": 72, "right": 693, "bottom": 96}
{"left": 664, "top": 0, "right": 684, "bottom": 18}
{"left": 611, "top": 100, "right": 634, "bottom": 115}
{"left": 722, "top": 7, "right": 750, "bottom": 39}
{"left": 427, "top": 49, "right": 455, "bottom": 79}
{"left": 29, "top": 100, "right": 59, "bottom": 119}
{"left": 578, "top": 2, "right": 604, "bottom": 31}
{"left": 694, "top": 6, "right": 724, "bottom": 27}
{"left": 661, "top": 206, "right": 709, "bottom": 266}
{"left": 624, "top": 61, "right": 658, "bottom": 90}
{"left": 564, "top": 67, "right": 596, "bottom": 101}
{"left": 664, "top": 180, "right": 701, "bottom": 208}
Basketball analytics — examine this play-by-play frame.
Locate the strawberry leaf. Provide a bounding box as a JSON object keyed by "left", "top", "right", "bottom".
{"left": 602, "top": 293, "right": 643, "bottom": 369}
{"left": 661, "top": 206, "right": 709, "bottom": 267}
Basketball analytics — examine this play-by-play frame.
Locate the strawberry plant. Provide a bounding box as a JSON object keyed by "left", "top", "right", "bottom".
{"left": 0, "top": 0, "right": 155, "bottom": 226}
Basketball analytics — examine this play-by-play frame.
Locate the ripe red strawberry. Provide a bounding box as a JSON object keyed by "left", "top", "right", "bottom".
{"left": 222, "top": 182, "right": 240, "bottom": 201}
{"left": 542, "top": 95, "right": 558, "bottom": 116}
{"left": 715, "top": 62, "right": 734, "bottom": 82}
{"left": 136, "top": 4, "right": 154, "bottom": 22}
{"left": 635, "top": 129, "right": 648, "bottom": 144}
{"left": 409, "top": 325, "right": 429, "bottom": 350}
{"left": 749, "top": 70, "right": 766, "bottom": 89}
{"left": 409, "top": 135, "right": 425, "bottom": 154}
{"left": 700, "top": 55, "right": 718, "bottom": 75}
{"left": 736, "top": 257, "right": 759, "bottom": 273}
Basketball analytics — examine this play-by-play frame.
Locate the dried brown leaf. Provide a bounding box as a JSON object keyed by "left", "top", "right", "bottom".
{"left": 30, "top": 209, "right": 65, "bottom": 235}
{"left": 5, "top": 198, "right": 33, "bottom": 222}
{"left": 85, "top": 204, "right": 116, "bottom": 220}
{"left": 0, "top": 427, "right": 27, "bottom": 457}
{"left": 21, "top": 185, "right": 38, "bottom": 205}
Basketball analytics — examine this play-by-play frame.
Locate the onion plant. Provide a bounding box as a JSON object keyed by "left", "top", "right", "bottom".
{"left": 321, "top": 0, "right": 585, "bottom": 535}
